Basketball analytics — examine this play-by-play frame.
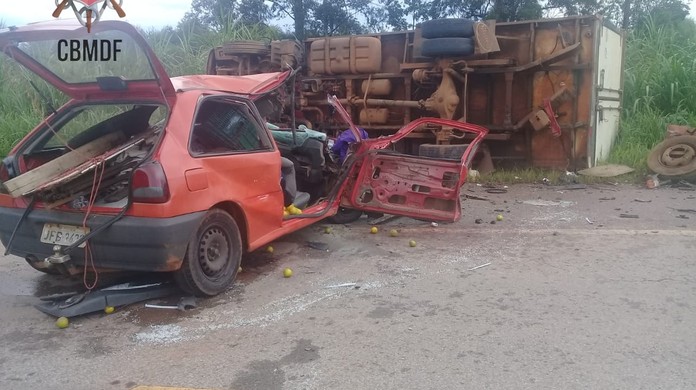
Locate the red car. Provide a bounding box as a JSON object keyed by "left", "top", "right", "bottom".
{"left": 0, "top": 21, "right": 487, "bottom": 296}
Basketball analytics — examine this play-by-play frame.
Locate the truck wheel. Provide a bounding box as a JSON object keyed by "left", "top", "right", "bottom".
{"left": 421, "top": 18, "right": 475, "bottom": 39}
{"left": 175, "top": 209, "right": 242, "bottom": 297}
{"left": 327, "top": 207, "right": 363, "bottom": 224}
{"left": 419, "top": 144, "right": 470, "bottom": 160}
{"left": 421, "top": 37, "right": 475, "bottom": 58}
{"left": 647, "top": 135, "right": 696, "bottom": 177}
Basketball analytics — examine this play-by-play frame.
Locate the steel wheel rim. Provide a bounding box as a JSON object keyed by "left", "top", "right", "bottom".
{"left": 198, "top": 226, "right": 230, "bottom": 277}
{"left": 661, "top": 144, "right": 696, "bottom": 167}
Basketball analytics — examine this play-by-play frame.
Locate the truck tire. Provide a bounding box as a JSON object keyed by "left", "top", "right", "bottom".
{"left": 421, "top": 18, "right": 476, "bottom": 39}
{"left": 647, "top": 135, "right": 696, "bottom": 177}
{"left": 421, "top": 37, "right": 475, "bottom": 58}
{"left": 419, "top": 144, "right": 470, "bottom": 160}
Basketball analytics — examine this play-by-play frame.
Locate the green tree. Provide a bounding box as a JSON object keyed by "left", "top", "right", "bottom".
{"left": 181, "top": 0, "right": 271, "bottom": 31}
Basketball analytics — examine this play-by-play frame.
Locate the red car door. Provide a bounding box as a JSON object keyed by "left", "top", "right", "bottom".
{"left": 329, "top": 96, "right": 489, "bottom": 223}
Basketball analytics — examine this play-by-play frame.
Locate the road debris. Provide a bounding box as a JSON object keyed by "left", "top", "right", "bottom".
{"left": 431, "top": 222, "right": 438, "bottom": 227}
{"left": 485, "top": 188, "right": 508, "bottom": 194}
{"left": 475, "top": 218, "right": 483, "bottom": 224}
{"left": 562, "top": 171, "right": 579, "bottom": 183}
{"left": 633, "top": 198, "right": 652, "bottom": 203}
{"left": 465, "top": 194, "right": 490, "bottom": 201}
{"left": 144, "top": 297, "right": 198, "bottom": 312}
{"left": 619, "top": 214, "right": 640, "bottom": 219}
{"left": 35, "top": 280, "right": 177, "bottom": 318}
{"left": 669, "top": 207, "right": 696, "bottom": 213}
{"left": 646, "top": 174, "right": 661, "bottom": 189}
{"left": 370, "top": 214, "right": 402, "bottom": 225}
{"left": 306, "top": 241, "right": 329, "bottom": 251}
{"left": 577, "top": 164, "right": 634, "bottom": 177}
{"left": 467, "top": 262, "right": 491, "bottom": 271}
{"left": 676, "top": 215, "right": 690, "bottom": 219}
{"left": 325, "top": 283, "right": 359, "bottom": 289}
{"left": 586, "top": 217, "right": 594, "bottom": 224}
{"left": 522, "top": 200, "right": 574, "bottom": 207}
{"left": 599, "top": 197, "right": 616, "bottom": 201}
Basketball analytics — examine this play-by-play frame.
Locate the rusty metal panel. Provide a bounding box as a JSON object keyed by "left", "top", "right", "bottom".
{"left": 207, "top": 15, "right": 624, "bottom": 170}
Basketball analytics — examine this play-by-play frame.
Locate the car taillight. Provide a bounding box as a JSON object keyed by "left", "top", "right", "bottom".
{"left": 131, "top": 161, "right": 170, "bottom": 203}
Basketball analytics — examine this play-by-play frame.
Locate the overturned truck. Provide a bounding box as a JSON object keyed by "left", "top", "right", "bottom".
{"left": 207, "top": 15, "right": 625, "bottom": 171}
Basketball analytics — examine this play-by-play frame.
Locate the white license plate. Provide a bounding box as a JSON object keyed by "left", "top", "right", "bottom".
{"left": 40, "top": 224, "right": 90, "bottom": 248}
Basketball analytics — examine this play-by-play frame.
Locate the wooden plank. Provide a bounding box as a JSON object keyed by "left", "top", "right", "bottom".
{"left": 3, "top": 131, "right": 126, "bottom": 198}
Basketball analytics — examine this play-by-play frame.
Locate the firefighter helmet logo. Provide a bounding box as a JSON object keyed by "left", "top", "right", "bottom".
{"left": 52, "top": 0, "right": 126, "bottom": 33}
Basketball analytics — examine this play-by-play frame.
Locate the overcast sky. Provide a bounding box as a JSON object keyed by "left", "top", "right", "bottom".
{"left": 1, "top": 0, "right": 695, "bottom": 29}
{"left": 1, "top": 0, "right": 191, "bottom": 29}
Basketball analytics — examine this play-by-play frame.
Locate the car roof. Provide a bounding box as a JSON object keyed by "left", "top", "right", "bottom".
{"left": 171, "top": 72, "right": 290, "bottom": 95}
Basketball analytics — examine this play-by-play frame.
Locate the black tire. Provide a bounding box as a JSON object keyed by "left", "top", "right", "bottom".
{"left": 647, "top": 135, "right": 696, "bottom": 177}
{"left": 421, "top": 37, "right": 475, "bottom": 58}
{"left": 419, "top": 144, "right": 470, "bottom": 160}
{"left": 421, "top": 18, "right": 475, "bottom": 39}
{"left": 175, "top": 209, "right": 242, "bottom": 297}
{"left": 327, "top": 207, "right": 363, "bottom": 224}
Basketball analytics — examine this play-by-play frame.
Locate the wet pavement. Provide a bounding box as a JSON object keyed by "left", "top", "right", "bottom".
{"left": 0, "top": 183, "right": 695, "bottom": 389}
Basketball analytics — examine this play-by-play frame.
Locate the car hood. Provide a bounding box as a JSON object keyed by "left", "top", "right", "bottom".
{"left": 0, "top": 20, "right": 175, "bottom": 101}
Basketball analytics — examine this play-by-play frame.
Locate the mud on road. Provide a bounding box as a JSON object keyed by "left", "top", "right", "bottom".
{"left": 0, "top": 183, "right": 695, "bottom": 390}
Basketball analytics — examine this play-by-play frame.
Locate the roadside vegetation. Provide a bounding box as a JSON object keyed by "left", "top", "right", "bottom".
{"left": 1, "top": 16, "right": 696, "bottom": 184}
{"left": 607, "top": 18, "right": 696, "bottom": 174}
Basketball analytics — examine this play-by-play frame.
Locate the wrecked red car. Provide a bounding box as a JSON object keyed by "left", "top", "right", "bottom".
{"left": 0, "top": 21, "right": 487, "bottom": 296}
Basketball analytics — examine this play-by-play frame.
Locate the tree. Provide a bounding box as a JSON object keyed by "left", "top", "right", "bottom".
{"left": 181, "top": 0, "right": 271, "bottom": 31}
{"left": 488, "top": 0, "right": 542, "bottom": 21}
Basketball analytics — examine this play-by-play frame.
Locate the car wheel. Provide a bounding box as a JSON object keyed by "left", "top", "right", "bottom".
{"left": 647, "top": 135, "right": 696, "bottom": 177}
{"left": 327, "top": 207, "right": 363, "bottom": 224}
{"left": 421, "top": 37, "right": 475, "bottom": 58}
{"left": 421, "top": 18, "right": 475, "bottom": 39}
{"left": 175, "top": 209, "right": 242, "bottom": 297}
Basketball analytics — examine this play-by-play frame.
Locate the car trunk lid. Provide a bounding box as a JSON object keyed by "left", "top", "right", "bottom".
{"left": 0, "top": 20, "right": 175, "bottom": 102}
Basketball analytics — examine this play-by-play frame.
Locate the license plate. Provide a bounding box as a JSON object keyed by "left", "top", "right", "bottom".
{"left": 40, "top": 224, "right": 90, "bottom": 248}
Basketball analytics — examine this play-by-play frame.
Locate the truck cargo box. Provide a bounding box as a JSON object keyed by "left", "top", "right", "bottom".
{"left": 207, "top": 15, "right": 624, "bottom": 171}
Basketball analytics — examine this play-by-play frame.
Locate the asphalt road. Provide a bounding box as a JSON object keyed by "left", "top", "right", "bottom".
{"left": 0, "top": 183, "right": 695, "bottom": 390}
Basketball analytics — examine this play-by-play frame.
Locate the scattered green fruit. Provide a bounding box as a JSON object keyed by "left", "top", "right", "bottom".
{"left": 104, "top": 306, "right": 115, "bottom": 314}
{"left": 389, "top": 229, "right": 399, "bottom": 237}
{"left": 283, "top": 267, "right": 293, "bottom": 278}
{"left": 370, "top": 226, "right": 378, "bottom": 234}
{"left": 409, "top": 240, "right": 417, "bottom": 247}
{"left": 55, "top": 316, "right": 69, "bottom": 329}
{"left": 266, "top": 245, "right": 274, "bottom": 253}
{"left": 496, "top": 214, "right": 504, "bottom": 221}
{"left": 324, "top": 227, "right": 333, "bottom": 234}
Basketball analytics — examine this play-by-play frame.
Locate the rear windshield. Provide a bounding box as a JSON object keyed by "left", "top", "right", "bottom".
{"left": 14, "top": 29, "right": 155, "bottom": 84}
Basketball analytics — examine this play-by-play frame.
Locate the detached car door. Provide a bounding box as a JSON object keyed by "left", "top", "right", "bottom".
{"left": 341, "top": 117, "right": 488, "bottom": 223}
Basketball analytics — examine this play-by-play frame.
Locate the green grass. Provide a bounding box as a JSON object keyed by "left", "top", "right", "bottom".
{"left": 2, "top": 17, "right": 695, "bottom": 182}
{"left": 0, "top": 20, "right": 278, "bottom": 157}
{"left": 607, "top": 19, "right": 696, "bottom": 174}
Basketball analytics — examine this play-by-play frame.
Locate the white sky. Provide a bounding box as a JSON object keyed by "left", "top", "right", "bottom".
{"left": 0, "top": 0, "right": 694, "bottom": 29}
{"left": 0, "top": 0, "right": 192, "bottom": 29}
